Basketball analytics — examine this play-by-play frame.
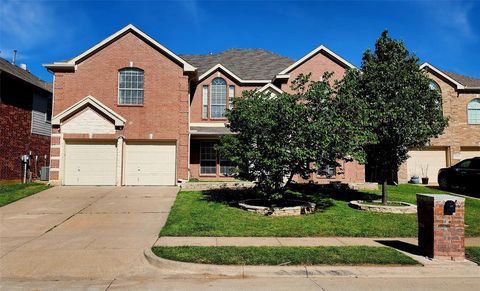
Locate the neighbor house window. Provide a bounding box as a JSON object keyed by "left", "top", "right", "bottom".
{"left": 200, "top": 142, "right": 217, "bottom": 175}
{"left": 317, "top": 164, "right": 336, "bottom": 178}
{"left": 429, "top": 80, "right": 442, "bottom": 112}
{"left": 228, "top": 85, "right": 235, "bottom": 109}
{"left": 211, "top": 78, "right": 227, "bottom": 118}
{"left": 202, "top": 85, "right": 209, "bottom": 119}
{"left": 46, "top": 96, "right": 52, "bottom": 123}
{"left": 467, "top": 98, "right": 480, "bottom": 124}
{"left": 118, "top": 68, "right": 144, "bottom": 105}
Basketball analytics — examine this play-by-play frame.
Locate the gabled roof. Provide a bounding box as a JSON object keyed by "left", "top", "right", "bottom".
{"left": 196, "top": 64, "right": 271, "bottom": 84}
{"left": 44, "top": 24, "right": 195, "bottom": 72}
{"left": 258, "top": 83, "right": 283, "bottom": 94}
{"left": 278, "top": 45, "right": 355, "bottom": 76}
{"left": 52, "top": 95, "right": 126, "bottom": 126}
{"left": 180, "top": 49, "right": 294, "bottom": 81}
{"left": 420, "top": 63, "right": 465, "bottom": 90}
{"left": 0, "top": 57, "right": 52, "bottom": 92}
{"left": 441, "top": 71, "right": 480, "bottom": 88}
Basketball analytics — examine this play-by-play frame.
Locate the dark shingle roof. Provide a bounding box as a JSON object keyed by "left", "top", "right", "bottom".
{"left": 0, "top": 57, "right": 52, "bottom": 92}
{"left": 441, "top": 70, "right": 480, "bottom": 88}
{"left": 180, "top": 49, "right": 294, "bottom": 81}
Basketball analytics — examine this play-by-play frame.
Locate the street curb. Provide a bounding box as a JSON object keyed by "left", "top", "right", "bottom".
{"left": 143, "top": 248, "right": 480, "bottom": 278}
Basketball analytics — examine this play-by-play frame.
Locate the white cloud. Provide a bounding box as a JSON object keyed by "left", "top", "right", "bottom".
{"left": 0, "top": 0, "right": 56, "bottom": 50}
{"left": 424, "top": 0, "right": 476, "bottom": 40}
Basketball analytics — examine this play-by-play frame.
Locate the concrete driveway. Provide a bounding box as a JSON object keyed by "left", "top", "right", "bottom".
{"left": 0, "top": 186, "right": 178, "bottom": 281}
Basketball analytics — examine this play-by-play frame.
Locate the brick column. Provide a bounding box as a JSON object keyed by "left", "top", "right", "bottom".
{"left": 417, "top": 193, "right": 465, "bottom": 260}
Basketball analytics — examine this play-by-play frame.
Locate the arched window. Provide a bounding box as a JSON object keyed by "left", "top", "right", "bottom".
{"left": 468, "top": 98, "right": 480, "bottom": 124}
{"left": 429, "top": 80, "right": 441, "bottom": 92}
{"left": 118, "top": 68, "right": 144, "bottom": 105}
{"left": 211, "top": 78, "right": 227, "bottom": 118}
{"left": 429, "top": 80, "right": 442, "bottom": 112}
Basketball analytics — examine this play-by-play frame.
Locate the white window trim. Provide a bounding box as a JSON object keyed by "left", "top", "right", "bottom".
{"left": 467, "top": 98, "right": 480, "bottom": 125}
{"left": 118, "top": 68, "right": 144, "bottom": 105}
{"left": 210, "top": 78, "right": 227, "bottom": 119}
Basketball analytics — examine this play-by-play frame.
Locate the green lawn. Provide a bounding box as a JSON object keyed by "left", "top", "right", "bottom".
{"left": 0, "top": 183, "right": 50, "bottom": 207}
{"left": 160, "top": 184, "right": 480, "bottom": 237}
{"left": 466, "top": 247, "right": 480, "bottom": 265}
{"left": 152, "top": 246, "right": 419, "bottom": 265}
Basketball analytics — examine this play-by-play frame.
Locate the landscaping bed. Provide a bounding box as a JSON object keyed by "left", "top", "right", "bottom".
{"left": 466, "top": 247, "right": 480, "bottom": 265}
{"left": 151, "top": 246, "right": 419, "bottom": 265}
{"left": 0, "top": 182, "right": 50, "bottom": 207}
{"left": 160, "top": 184, "right": 480, "bottom": 237}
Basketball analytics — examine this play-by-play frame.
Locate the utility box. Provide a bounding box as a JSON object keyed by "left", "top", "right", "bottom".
{"left": 417, "top": 194, "right": 465, "bottom": 260}
{"left": 40, "top": 166, "right": 50, "bottom": 181}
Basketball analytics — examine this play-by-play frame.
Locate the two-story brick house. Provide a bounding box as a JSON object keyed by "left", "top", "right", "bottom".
{"left": 44, "top": 24, "right": 366, "bottom": 185}
{"left": 44, "top": 24, "right": 479, "bottom": 186}
{"left": 0, "top": 57, "right": 52, "bottom": 181}
{"left": 397, "top": 64, "right": 480, "bottom": 184}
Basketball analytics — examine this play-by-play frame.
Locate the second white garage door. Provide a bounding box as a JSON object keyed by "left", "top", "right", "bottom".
{"left": 124, "top": 143, "right": 176, "bottom": 185}
{"left": 460, "top": 148, "right": 480, "bottom": 160}
{"left": 407, "top": 149, "right": 447, "bottom": 184}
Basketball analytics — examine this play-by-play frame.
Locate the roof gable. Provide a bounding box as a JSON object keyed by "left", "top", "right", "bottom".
{"left": 44, "top": 24, "right": 195, "bottom": 72}
{"left": 278, "top": 45, "right": 355, "bottom": 76}
{"left": 420, "top": 63, "right": 465, "bottom": 90}
{"left": 52, "top": 95, "right": 126, "bottom": 127}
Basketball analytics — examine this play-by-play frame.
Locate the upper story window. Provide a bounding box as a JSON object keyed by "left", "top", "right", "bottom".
{"left": 429, "top": 80, "right": 441, "bottom": 92}
{"left": 118, "top": 68, "right": 144, "bottom": 105}
{"left": 468, "top": 98, "right": 480, "bottom": 124}
{"left": 211, "top": 78, "right": 227, "bottom": 118}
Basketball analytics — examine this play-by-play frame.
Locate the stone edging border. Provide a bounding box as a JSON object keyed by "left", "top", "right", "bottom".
{"left": 143, "top": 248, "right": 479, "bottom": 278}
{"left": 349, "top": 200, "right": 417, "bottom": 214}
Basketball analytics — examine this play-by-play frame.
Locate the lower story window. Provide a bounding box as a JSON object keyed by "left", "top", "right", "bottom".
{"left": 220, "top": 156, "right": 235, "bottom": 176}
{"left": 200, "top": 142, "right": 216, "bottom": 174}
{"left": 317, "top": 164, "right": 336, "bottom": 178}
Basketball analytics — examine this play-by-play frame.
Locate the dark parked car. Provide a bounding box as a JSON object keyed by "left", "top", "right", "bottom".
{"left": 438, "top": 157, "right": 480, "bottom": 192}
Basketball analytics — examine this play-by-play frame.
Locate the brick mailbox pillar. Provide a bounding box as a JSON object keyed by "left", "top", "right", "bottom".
{"left": 417, "top": 194, "right": 465, "bottom": 260}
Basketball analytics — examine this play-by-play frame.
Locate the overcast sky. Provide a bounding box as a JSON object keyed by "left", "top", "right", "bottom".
{"left": 1, "top": 0, "right": 478, "bottom": 82}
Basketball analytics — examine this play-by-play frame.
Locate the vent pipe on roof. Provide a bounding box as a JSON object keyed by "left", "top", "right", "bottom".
{"left": 12, "top": 49, "right": 17, "bottom": 64}
{"left": 19, "top": 64, "right": 27, "bottom": 70}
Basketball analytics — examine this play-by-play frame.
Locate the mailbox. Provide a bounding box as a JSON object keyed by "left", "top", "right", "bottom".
{"left": 444, "top": 200, "right": 456, "bottom": 215}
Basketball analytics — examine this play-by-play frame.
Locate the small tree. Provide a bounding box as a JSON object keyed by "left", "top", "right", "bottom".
{"left": 217, "top": 73, "right": 374, "bottom": 199}
{"left": 349, "top": 30, "right": 448, "bottom": 204}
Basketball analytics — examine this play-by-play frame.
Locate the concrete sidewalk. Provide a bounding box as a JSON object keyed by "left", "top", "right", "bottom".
{"left": 155, "top": 236, "right": 480, "bottom": 247}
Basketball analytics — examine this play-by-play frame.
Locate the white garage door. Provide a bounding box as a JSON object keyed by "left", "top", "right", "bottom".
{"left": 64, "top": 142, "right": 117, "bottom": 185}
{"left": 407, "top": 150, "right": 447, "bottom": 184}
{"left": 124, "top": 143, "right": 176, "bottom": 185}
{"left": 460, "top": 148, "right": 480, "bottom": 160}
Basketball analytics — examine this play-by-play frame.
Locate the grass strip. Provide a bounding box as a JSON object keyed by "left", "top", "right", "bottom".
{"left": 0, "top": 183, "right": 50, "bottom": 207}
{"left": 466, "top": 247, "right": 480, "bottom": 265}
{"left": 152, "top": 246, "right": 419, "bottom": 266}
{"left": 160, "top": 184, "right": 480, "bottom": 237}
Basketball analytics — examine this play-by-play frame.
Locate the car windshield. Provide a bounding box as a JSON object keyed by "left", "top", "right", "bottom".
{"left": 456, "top": 160, "right": 472, "bottom": 168}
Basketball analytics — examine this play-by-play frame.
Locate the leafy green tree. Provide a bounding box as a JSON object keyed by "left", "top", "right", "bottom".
{"left": 217, "top": 73, "right": 374, "bottom": 199}
{"left": 349, "top": 30, "right": 448, "bottom": 204}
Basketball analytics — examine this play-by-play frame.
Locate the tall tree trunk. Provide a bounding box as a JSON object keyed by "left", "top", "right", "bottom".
{"left": 382, "top": 179, "right": 388, "bottom": 205}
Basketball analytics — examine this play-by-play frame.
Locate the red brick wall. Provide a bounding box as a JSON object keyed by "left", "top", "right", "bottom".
{"left": 0, "top": 74, "right": 51, "bottom": 181}
{"left": 52, "top": 32, "right": 190, "bottom": 180}
{"left": 397, "top": 71, "right": 480, "bottom": 182}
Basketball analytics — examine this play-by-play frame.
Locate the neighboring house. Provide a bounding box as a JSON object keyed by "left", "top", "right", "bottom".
{"left": 0, "top": 57, "right": 52, "bottom": 181}
{"left": 43, "top": 24, "right": 478, "bottom": 186}
{"left": 396, "top": 64, "right": 480, "bottom": 184}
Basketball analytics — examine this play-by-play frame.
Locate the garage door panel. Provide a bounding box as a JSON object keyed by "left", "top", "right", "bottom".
{"left": 64, "top": 142, "right": 117, "bottom": 185}
{"left": 407, "top": 150, "right": 447, "bottom": 184}
{"left": 125, "top": 143, "right": 176, "bottom": 185}
{"left": 460, "top": 150, "right": 480, "bottom": 160}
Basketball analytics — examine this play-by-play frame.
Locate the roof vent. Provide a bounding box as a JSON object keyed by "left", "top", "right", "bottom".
{"left": 19, "top": 64, "right": 27, "bottom": 70}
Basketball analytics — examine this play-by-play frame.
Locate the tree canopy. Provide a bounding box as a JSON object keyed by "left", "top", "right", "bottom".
{"left": 348, "top": 30, "right": 448, "bottom": 203}
{"left": 217, "top": 72, "right": 375, "bottom": 199}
